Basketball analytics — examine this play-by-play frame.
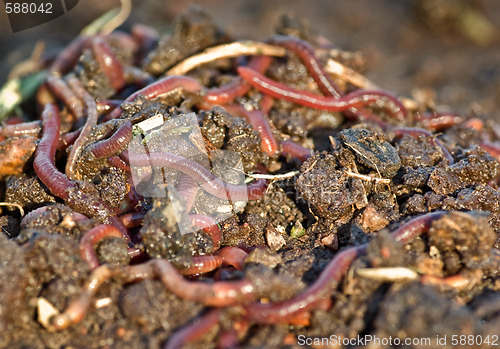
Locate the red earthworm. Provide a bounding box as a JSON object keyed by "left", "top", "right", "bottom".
{"left": 79, "top": 224, "right": 124, "bottom": 270}
{"left": 87, "top": 120, "right": 133, "bottom": 159}
{"left": 59, "top": 128, "right": 81, "bottom": 150}
{"left": 216, "top": 247, "right": 248, "bottom": 271}
{"left": 164, "top": 309, "right": 222, "bottom": 349}
{"left": 34, "top": 104, "right": 131, "bottom": 241}
{"left": 260, "top": 94, "right": 274, "bottom": 115}
{"left": 52, "top": 259, "right": 253, "bottom": 330}
{"left": 190, "top": 214, "right": 222, "bottom": 250}
{"left": 107, "top": 155, "right": 130, "bottom": 172}
{"left": 237, "top": 66, "right": 406, "bottom": 120}
{"left": 177, "top": 255, "right": 224, "bottom": 276}
{"left": 243, "top": 244, "right": 367, "bottom": 324}
{"left": 268, "top": 35, "right": 342, "bottom": 97}
{"left": 216, "top": 329, "right": 239, "bottom": 349}
{"left": 479, "top": 142, "right": 500, "bottom": 162}
{"left": 152, "top": 259, "right": 256, "bottom": 306}
{"left": 33, "top": 103, "right": 75, "bottom": 199}
{"left": 21, "top": 205, "right": 89, "bottom": 228}
{"left": 392, "top": 126, "right": 454, "bottom": 165}
{"left": 91, "top": 37, "right": 125, "bottom": 91}
{"left": 0, "top": 120, "right": 41, "bottom": 138}
{"left": 65, "top": 75, "right": 98, "bottom": 179}
{"left": 96, "top": 99, "right": 123, "bottom": 114}
{"left": 281, "top": 140, "right": 312, "bottom": 162}
{"left": 391, "top": 211, "right": 447, "bottom": 243}
{"left": 463, "top": 118, "right": 483, "bottom": 131}
{"left": 266, "top": 35, "right": 402, "bottom": 126}
{"left": 177, "top": 174, "right": 199, "bottom": 212}
{"left": 51, "top": 264, "right": 114, "bottom": 330}
{"left": 49, "top": 35, "right": 90, "bottom": 75}
{"left": 415, "top": 111, "right": 463, "bottom": 131}
{"left": 46, "top": 75, "right": 84, "bottom": 120}
{"left": 220, "top": 104, "right": 278, "bottom": 156}
{"left": 204, "top": 55, "right": 272, "bottom": 105}
{"left": 125, "top": 151, "right": 268, "bottom": 201}
{"left": 107, "top": 75, "right": 203, "bottom": 120}
{"left": 119, "top": 211, "right": 145, "bottom": 228}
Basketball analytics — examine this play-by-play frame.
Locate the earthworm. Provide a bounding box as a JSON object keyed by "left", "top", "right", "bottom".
{"left": 107, "top": 155, "right": 131, "bottom": 172}
{"left": 415, "top": 111, "right": 463, "bottom": 131}
{"left": 91, "top": 37, "right": 125, "bottom": 91}
{"left": 52, "top": 258, "right": 255, "bottom": 330}
{"left": 46, "top": 75, "right": 84, "bottom": 120}
{"left": 177, "top": 255, "right": 224, "bottom": 276}
{"left": 392, "top": 126, "right": 454, "bottom": 165}
{"left": 260, "top": 94, "right": 274, "bottom": 115}
{"left": 34, "top": 103, "right": 131, "bottom": 240}
{"left": 51, "top": 265, "right": 113, "bottom": 330}
{"left": 281, "top": 140, "right": 312, "bottom": 162}
{"left": 204, "top": 55, "right": 272, "bottom": 105}
{"left": 463, "top": 118, "right": 483, "bottom": 131}
{"left": 125, "top": 151, "right": 268, "bottom": 201}
{"left": 21, "top": 205, "right": 88, "bottom": 228}
{"left": 190, "top": 214, "right": 222, "bottom": 250}
{"left": 267, "top": 36, "right": 406, "bottom": 125}
{"left": 49, "top": 35, "right": 89, "bottom": 75}
{"left": 391, "top": 211, "right": 447, "bottom": 243}
{"left": 107, "top": 75, "right": 203, "bottom": 120}
{"left": 96, "top": 99, "right": 123, "bottom": 114}
{"left": 216, "top": 246, "right": 248, "bottom": 271}
{"left": 152, "top": 259, "right": 256, "bottom": 306}
{"left": 220, "top": 104, "right": 278, "bottom": 156}
{"left": 119, "top": 211, "right": 145, "bottom": 228}
{"left": 243, "top": 244, "right": 367, "bottom": 323}
{"left": 268, "top": 35, "right": 342, "bottom": 97}
{"left": 164, "top": 309, "right": 222, "bottom": 349}
{"left": 177, "top": 174, "right": 199, "bottom": 212}
{"left": 0, "top": 120, "right": 41, "bottom": 138}
{"left": 65, "top": 74, "right": 98, "bottom": 179}
{"left": 33, "top": 103, "right": 75, "bottom": 199}
{"left": 87, "top": 120, "right": 133, "bottom": 159}
{"left": 237, "top": 66, "right": 406, "bottom": 120}
{"left": 79, "top": 224, "right": 124, "bottom": 269}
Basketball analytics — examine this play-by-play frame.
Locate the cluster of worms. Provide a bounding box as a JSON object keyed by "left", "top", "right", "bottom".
{"left": 3, "top": 11, "right": 500, "bottom": 349}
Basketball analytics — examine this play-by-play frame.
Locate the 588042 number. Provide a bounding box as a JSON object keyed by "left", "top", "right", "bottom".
{"left": 5, "top": 2, "right": 53, "bottom": 14}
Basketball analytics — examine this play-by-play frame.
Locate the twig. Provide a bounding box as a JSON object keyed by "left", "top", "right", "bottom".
{"left": 345, "top": 171, "right": 390, "bottom": 184}
{"left": 166, "top": 41, "right": 286, "bottom": 76}
{"left": 0, "top": 202, "right": 25, "bottom": 216}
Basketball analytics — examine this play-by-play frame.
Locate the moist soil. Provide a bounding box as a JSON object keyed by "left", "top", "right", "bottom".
{"left": 1, "top": 3, "right": 500, "bottom": 349}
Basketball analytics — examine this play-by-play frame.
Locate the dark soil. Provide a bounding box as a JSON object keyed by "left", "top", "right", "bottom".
{"left": 1, "top": 2, "right": 500, "bottom": 349}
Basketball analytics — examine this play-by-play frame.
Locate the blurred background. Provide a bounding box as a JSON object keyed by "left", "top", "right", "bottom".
{"left": 1, "top": 0, "right": 499, "bottom": 119}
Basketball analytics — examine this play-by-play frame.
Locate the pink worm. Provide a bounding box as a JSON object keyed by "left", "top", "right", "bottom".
{"left": 220, "top": 104, "right": 278, "bottom": 156}
{"left": 281, "top": 140, "right": 312, "bottom": 162}
{"left": 106, "top": 75, "right": 203, "bottom": 120}
{"left": 190, "top": 214, "right": 222, "bottom": 250}
{"left": 125, "top": 151, "right": 268, "bottom": 201}
{"left": 216, "top": 246, "right": 248, "bottom": 271}
{"left": 87, "top": 120, "right": 133, "bottom": 159}
{"left": 204, "top": 55, "right": 272, "bottom": 105}
{"left": 79, "top": 224, "right": 124, "bottom": 269}
{"left": 33, "top": 103, "right": 131, "bottom": 241}
{"left": 164, "top": 309, "right": 222, "bottom": 349}
{"left": 177, "top": 256, "right": 224, "bottom": 276}
{"left": 237, "top": 66, "right": 407, "bottom": 121}
{"left": 91, "top": 37, "right": 125, "bottom": 91}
